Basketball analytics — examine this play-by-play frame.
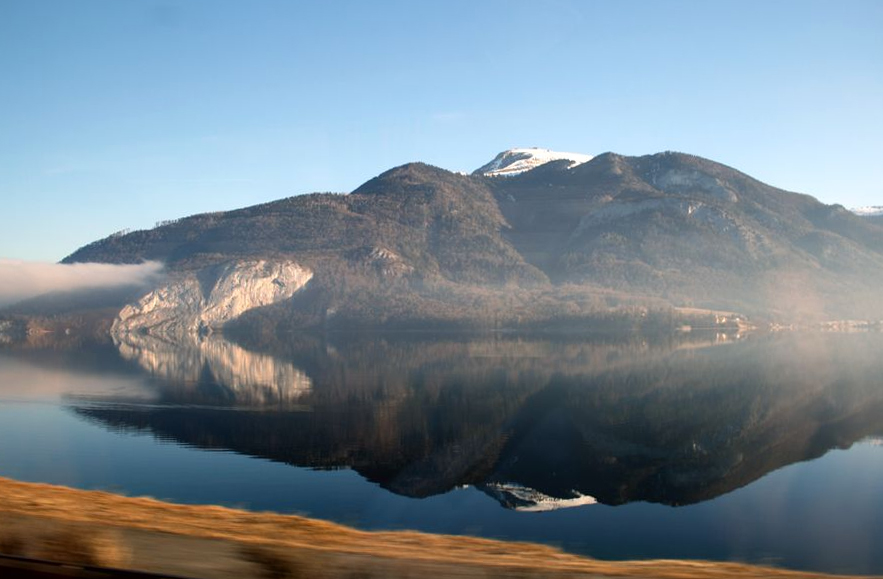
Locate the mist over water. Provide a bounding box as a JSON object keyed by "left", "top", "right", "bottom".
{"left": 0, "top": 259, "right": 164, "bottom": 307}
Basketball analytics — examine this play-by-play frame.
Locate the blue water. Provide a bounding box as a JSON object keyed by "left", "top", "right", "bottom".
{"left": 1, "top": 332, "right": 882, "bottom": 574}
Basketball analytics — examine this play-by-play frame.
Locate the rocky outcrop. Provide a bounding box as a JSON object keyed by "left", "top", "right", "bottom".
{"left": 112, "top": 260, "right": 312, "bottom": 338}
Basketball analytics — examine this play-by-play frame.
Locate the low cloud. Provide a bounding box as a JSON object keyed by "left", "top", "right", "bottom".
{"left": 0, "top": 260, "right": 164, "bottom": 307}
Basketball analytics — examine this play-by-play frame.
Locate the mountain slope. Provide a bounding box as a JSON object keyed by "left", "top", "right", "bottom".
{"left": 64, "top": 164, "right": 562, "bottom": 330}
{"left": 853, "top": 206, "right": 883, "bottom": 227}
{"left": 483, "top": 151, "right": 883, "bottom": 318}
{"left": 66, "top": 163, "right": 544, "bottom": 286}
{"left": 60, "top": 150, "right": 883, "bottom": 327}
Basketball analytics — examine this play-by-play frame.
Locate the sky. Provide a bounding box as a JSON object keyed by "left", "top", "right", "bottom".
{"left": 1, "top": 0, "right": 881, "bottom": 262}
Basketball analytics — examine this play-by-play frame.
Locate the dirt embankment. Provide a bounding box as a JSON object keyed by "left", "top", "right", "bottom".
{"left": 0, "top": 476, "right": 872, "bottom": 579}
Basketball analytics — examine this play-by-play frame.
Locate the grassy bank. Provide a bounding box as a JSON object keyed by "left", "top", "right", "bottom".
{"left": 0, "top": 476, "right": 873, "bottom": 579}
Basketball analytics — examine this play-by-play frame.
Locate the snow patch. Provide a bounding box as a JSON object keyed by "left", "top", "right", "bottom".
{"left": 474, "top": 147, "right": 593, "bottom": 177}
{"left": 851, "top": 206, "right": 883, "bottom": 217}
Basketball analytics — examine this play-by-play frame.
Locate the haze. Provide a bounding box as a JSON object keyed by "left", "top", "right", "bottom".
{"left": 0, "top": 260, "right": 163, "bottom": 307}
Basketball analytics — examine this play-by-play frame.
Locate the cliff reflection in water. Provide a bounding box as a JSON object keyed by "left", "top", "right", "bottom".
{"left": 74, "top": 331, "right": 883, "bottom": 509}
{"left": 112, "top": 332, "right": 312, "bottom": 407}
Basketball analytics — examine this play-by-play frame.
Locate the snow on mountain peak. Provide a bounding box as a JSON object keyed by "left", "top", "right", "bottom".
{"left": 474, "top": 147, "right": 593, "bottom": 177}
{"left": 851, "top": 206, "right": 883, "bottom": 217}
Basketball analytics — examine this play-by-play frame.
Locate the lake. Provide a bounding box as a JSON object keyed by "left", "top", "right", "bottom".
{"left": 1, "top": 330, "right": 882, "bottom": 574}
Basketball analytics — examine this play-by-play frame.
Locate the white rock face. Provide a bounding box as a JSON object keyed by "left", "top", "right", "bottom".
{"left": 112, "top": 259, "right": 312, "bottom": 338}
{"left": 474, "top": 147, "right": 593, "bottom": 177}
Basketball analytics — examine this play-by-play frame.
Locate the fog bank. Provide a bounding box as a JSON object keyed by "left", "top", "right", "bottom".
{"left": 0, "top": 260, "right": 163, "bottom": 307}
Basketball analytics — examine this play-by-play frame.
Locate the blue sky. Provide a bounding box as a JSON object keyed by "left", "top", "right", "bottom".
{"left": 1, "top": 0, "right": 881, "bottom": 261}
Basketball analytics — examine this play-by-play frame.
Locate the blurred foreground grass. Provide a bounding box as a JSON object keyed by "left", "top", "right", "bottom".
{"left": 0, "top": 476, "right": 871, "bottom": 579}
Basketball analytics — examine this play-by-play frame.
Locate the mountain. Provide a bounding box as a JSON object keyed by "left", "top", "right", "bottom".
{"left": 53, "top": 149, "right": 883, "bottom": 333}
{"left": 484, "top": 151, "right": 883, "bottom": 319}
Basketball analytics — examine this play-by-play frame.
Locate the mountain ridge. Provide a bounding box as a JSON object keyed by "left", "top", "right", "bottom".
{"left": 54, "top": 149, "right": 883, "bottom": 330}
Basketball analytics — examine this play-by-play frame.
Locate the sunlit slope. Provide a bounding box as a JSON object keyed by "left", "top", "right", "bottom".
{"left": 62, "top": 151, "right": 883, "bottom": 323}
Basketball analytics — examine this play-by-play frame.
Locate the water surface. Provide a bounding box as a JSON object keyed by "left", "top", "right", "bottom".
{"left": 1, "top": 331, "right": 882, "bottom": 574}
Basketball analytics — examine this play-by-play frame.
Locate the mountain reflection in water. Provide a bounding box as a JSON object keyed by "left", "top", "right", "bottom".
{"left": 111, "top": 332, "right": 311, "bottom": 407}
{"left": 71, "top": 331, "right": 883, "bottom": 510}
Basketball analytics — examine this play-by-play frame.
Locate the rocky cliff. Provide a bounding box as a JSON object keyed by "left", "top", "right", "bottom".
{"left": 111, "top": 260, "right": 312, "bottom": 338}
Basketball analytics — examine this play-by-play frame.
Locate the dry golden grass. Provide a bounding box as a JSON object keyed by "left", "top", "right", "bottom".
{"left": 0, "top": 476, "right": 874, "bottom": 579}
{"left": 31, "top": 526, "right": 131, "bottom": 568}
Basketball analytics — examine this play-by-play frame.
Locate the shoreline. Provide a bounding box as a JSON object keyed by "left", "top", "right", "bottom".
{"left": 0, "top": 476, "right": 874, "bottom": 579}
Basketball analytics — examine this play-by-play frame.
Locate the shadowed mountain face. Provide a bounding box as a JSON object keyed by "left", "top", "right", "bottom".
{"left": 488, "top": 152, "right": 883, "bottom": 317}
{"left": 59, "top": 152, "right": 883, "bottom": 326}
{"left": 863, "top": 214, "right": 883, "bottom": 226}
{"left": 71, "top": 331, "right": 883, "bottom": 509}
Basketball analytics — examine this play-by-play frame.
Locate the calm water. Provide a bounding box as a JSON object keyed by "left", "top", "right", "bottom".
{"left": 1, "top": 330, "right": 882, "bottom": 574}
